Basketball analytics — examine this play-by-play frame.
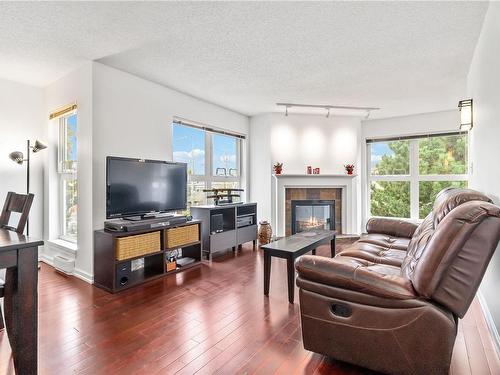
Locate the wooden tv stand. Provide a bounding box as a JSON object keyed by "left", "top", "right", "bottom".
{"left": 93, "top": 220, "right": 202, "bottom": 293}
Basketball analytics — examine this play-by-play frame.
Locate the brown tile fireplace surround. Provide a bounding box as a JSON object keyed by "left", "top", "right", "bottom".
{"left": 285, "top": 188, "right": 342, "bottom": 236}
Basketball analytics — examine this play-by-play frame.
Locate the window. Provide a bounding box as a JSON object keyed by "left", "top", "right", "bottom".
{"left": 367, "top": 133, "right": 468, "bottom": 220}
{"left": 58, "top": 112, "right": 78, "bottom": 242}
{"left": 172, "top": 122, "right": 242, "bottom": 209}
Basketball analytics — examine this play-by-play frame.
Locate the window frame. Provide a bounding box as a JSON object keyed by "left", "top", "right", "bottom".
{"left": 58, "top": 111, "right": 78, "bottom": 243}
{"left": 367, "top": 133, "right": 469, "bottom": 220}
{"left": 172, "top": 122, "right": 243, "bottom": 208}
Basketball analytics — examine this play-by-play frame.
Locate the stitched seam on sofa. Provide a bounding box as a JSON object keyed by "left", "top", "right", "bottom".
{"left": 390, "top": 330, "right": 417, "bottom": 374}
{"left": 301, "top": 309, "right": 427, "bottom": 332}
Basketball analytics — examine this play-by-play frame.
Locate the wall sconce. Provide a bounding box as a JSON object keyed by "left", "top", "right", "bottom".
{"left": 458, "top": 99, "right": 473, "bottom": 131}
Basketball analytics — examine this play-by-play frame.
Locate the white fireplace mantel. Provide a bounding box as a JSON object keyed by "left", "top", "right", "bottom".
{"left": 271, "top": 174, "right": 359, "bottom": 236}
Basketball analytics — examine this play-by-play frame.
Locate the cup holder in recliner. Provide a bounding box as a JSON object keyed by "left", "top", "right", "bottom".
{"left": 120, "top": 276, "right": 129, "bottom": 286}
{"left": 331, "top": 303, "right": 352, "bottom": 318}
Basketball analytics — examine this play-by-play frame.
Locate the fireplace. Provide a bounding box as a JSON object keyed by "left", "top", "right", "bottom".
{"left": 291, "top": 200, "right": 335, "bottom": 234}
{"left": 285, "top": 187, "right": 342, "bottom": 236}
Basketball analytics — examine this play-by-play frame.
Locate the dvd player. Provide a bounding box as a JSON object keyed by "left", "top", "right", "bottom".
{"left": 105, "top": 215, "right": 188, "bottom": 232}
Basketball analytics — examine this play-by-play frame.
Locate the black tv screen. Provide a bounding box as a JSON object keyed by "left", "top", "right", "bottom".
{"left": 106, "top": 157, "right": 187, "bottom": 219}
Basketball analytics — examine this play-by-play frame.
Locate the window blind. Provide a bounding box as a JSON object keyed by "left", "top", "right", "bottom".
{"left": 49, "top": 103, "right": 77, "bottom": 120}
{"left": 366, "top": 131, "right": 465, "bottom": 144}
{"left": 173, "top": 117, "right": 246, "bottom": 139}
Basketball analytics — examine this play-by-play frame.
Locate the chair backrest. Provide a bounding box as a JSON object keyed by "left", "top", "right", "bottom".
{"left": 401, "top": 188, "right": 500, "bottom": 317}
{"left": 0, "top": 191, "right": 34, "bottom": 234}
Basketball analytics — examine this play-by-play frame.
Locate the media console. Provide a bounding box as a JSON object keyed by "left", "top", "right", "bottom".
{"left": 93, "top": 220, "right": 202, "bottom": 293}
{"left": 191, "top": 202, "right": 257, "bottom": 259}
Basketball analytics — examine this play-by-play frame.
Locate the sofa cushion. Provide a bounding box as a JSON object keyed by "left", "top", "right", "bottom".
{"left": 295, "top": 255, "right": 416, "bottom": 299}
{"left": 337, "top": 234, "right": 410, "bottom": 266}
{"left": 358, "top": 233, "right": 411, "bottom": 251}
{"left": 366, "top": 217, "right": 418, "bottom": 238}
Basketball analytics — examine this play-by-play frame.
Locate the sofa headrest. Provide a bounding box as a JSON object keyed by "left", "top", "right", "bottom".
{"left": 432, "top": 187, "right": 492, "bottom": 227}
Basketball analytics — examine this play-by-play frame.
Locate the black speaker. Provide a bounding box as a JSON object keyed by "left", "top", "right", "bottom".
{"left": 115, "top": 262, "right": 131, "bottom": 288}
{"left": 211, "top": 213, "right": 224, "bottom": 234}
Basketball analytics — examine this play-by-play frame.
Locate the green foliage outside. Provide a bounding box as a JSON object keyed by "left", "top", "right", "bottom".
{"left": 370, "top": 135, "right": 468, "bottom": 219}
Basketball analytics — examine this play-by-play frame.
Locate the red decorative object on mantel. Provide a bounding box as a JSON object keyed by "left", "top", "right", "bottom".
{"left": 307, "top": 166, "right": 312, "bottom": 174}
{"left": 313, "top": 168, "right": 320, "bottom": 174}
{"left": 273, "top": 162, "right": 283, "bottom": 175}
{"left": 344, "top": 164, "right": 355, "bottom": 175}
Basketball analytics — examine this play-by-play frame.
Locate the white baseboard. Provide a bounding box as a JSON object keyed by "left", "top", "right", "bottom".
{"left": 477, "top": 290, "right": 500, "bottom": 354}
{"left": 40, "top": 253, "right": 54, "bottom": 266}
{"left": 73, "top": 268, "right": 94, "bottom": 284}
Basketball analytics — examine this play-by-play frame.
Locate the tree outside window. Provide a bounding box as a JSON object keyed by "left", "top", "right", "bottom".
{"left": 368, "top": 134, "right": 468, "bottom": 220}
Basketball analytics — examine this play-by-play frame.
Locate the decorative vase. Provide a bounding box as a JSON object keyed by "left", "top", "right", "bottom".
{"left": 274, "top": 166, "right": 282, "bottom": 175}
{"left": 347, "top": 169, "right": 353, "bottom": 175}
{"left": 258, "top": 220, "right": 273, "bottom": 245}
{"left": 307, "top": 166, "right": 312, "bottom": 174}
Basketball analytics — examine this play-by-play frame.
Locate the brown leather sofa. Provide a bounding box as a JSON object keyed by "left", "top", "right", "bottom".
{"left": 295, "top": 188, "right": 500, "bottom": 374}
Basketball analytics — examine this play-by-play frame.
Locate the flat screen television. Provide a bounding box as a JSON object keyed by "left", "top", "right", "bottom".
{"left": 106, "top": 156, "right": 187, "bottom": 219}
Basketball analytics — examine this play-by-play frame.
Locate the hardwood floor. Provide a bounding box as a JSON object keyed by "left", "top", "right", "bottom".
{"left": 1, "top": 238, "right": 499, "bottom": 374}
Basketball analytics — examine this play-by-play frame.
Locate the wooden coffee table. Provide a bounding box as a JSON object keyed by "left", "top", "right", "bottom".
{"left": 261, "top": 230, "right": 336, "bottom": 304}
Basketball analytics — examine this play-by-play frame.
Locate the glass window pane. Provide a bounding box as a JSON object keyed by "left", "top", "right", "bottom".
{"left": 419, "top": 181, "right": 468, "bottom": 218}
{"left": 66, "top": 114, "right": 77, "bottom": 162}
{"left": 187, "top": 180, "right": 206, "bottom": 209}
{"left": 60, "top": 113, "right": 78, "bottom": 172}
{"left": 210, "top": 181, "right": 240, "bottom": 204}
{"left": 63, "top": 177, "right": 78, "bottom": 239}
{"left": 212, "top": 134, "right": 238, "bottom": 176}
{"left": 370, "top": 140, "right": 409, "bottom": 175}
{"left": 172, "top": 124, "right": 205, "bottom": 176}
{"left": 370, "top": 181, "right": 410, "bottom": 218}
{"left": 419, "top": 134, "right": 468, "bottom": 175}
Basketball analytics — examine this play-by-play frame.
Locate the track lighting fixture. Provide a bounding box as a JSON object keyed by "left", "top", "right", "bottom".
{"left": 277, "top": 103, "right": 379, "bottom": 117}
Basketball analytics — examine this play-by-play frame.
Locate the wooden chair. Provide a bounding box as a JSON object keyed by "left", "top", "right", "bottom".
{"left": 0, "top": 192, "right": 34, "bottom": 331}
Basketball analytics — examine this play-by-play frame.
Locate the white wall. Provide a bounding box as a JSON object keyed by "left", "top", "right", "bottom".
{"left": 44, "top": 63, "right": 93, "bottom": 281}
{"left": 467, "top": 2, "right": 500, "bottom": 337}
{"left": 249, "top": 113, "right": 362, "bottom": 223}
{"left": 362, "top": 110, "right": 459, "bottom": 139}
{"left": 91, "top": 61, "right": 249, "bottom": 234}
{"left": 0, "top": 78, "right": 45, "bottom": 238}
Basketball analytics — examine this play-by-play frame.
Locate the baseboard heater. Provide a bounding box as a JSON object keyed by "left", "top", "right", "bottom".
{"left": 53, "top": 255, "right": 75, "bottom": 275}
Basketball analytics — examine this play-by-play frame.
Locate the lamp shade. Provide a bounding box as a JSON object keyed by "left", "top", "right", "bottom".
{"left": 458, "top": 99, "right": 473, "bottom": 131}
{"left": 9, "top": 151, "right": 24, "bottom": 164}
{"left": 32, "top": 139, "right": 47, "bottom": 153}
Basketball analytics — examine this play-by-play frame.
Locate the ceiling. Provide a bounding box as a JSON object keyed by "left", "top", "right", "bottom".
{"left": 0, "top": 2, "right": 488, "bottom": 118}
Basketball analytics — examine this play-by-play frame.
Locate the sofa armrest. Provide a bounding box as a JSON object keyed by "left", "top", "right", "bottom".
{"left": 295, "top": 255, "right": 416, "bottom": 300}
{"left": 366, "top": 217, "right": 418, "bottom": 238}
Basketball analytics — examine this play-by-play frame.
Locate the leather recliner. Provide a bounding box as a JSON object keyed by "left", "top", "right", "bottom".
{"left": 295, "top": 188, "right": 500, "bottom": 374}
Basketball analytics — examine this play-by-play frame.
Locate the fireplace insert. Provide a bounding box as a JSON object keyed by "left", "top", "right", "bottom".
{"left": 291, "top": 200, "right": 335, "bottom": 234}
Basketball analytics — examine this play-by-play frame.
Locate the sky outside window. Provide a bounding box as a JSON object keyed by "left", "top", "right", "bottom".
{"left": 213, "top": 134, "right": 237, "bottom": 176}
{"left": 172, "top": 124, "right": 205, "bottom": 175}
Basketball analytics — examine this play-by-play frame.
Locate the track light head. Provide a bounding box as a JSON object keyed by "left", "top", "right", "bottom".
{"left": 285, "top": 106, "right": 288, "bottom": 116}
{"left": 9, "top": 151, "right": 24, "bottom": 164}
{"left": 326, "top": 107, "right": 330, "bottom": 118}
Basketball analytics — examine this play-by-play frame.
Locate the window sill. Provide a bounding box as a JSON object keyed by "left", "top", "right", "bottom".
{"left": 46, "top": 239, "right": 78, "bottom": 255}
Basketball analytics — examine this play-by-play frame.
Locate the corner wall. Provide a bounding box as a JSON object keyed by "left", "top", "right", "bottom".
{"left": 249, "top": 113, "right": 362, "bottom": 231}
{"left": 44, "top": 63, "right": 93, "bottom": 281}
{"left": 467, "top": 2, "right": 500, "bottom": 340}
{"left": 0, "top": 78, "right": 44, "bottom": 238}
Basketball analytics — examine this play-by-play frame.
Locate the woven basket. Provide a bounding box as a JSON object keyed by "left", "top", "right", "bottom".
{"left": 115, "top": 231, "right": 161, "bottom": 261}
{"left": 165, "top": 224, "right": 199, "bottom": 249}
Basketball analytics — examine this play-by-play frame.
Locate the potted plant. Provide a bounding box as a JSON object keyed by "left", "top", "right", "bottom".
{"left": 344, "top": 164, "right": 355, "bottom": 175}
{"left": 273, "top": 162, "right": 283, "bottom": 175}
